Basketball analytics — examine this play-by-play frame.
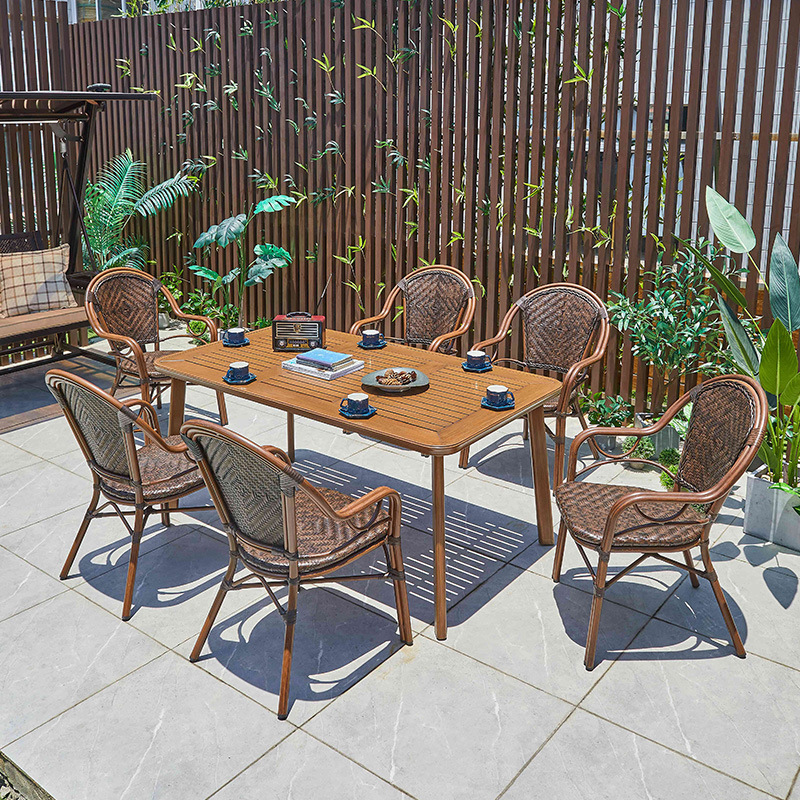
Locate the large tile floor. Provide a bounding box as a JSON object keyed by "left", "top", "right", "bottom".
{"left": 1, "top": 354, "right": 798, "bottom": 799}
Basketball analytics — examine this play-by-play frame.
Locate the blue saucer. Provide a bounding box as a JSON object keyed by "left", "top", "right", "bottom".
{"left": 358, "top": 341, "right": 387, "bottom": 350}
{"left": 223, "top": 372, "right": 256, "bottom": 385}
{"left": 481, "top": 397, "right": 515, "bottom": 411}
{"left": 222, "top": 337, "right": 250, "bottom": 348}
{"left": 339, "top": 404, "right": 377, "bottom": 420}
{"left": 462, "top": 361, "right": 493, "bottom": 373}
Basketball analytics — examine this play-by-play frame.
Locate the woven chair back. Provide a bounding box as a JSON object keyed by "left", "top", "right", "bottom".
{"left": 677, "top": 378, "right": 761, "bottom": 493}
{"left": 399, "top": 267, "right": 472, "bottom": 348}
{"left": 46, "top": 372, "right": 130, "bottom": 479}
{"left": 516, "top": 285, "right": 604, "bottom": 374}
{"left": 188, "top": 428, "right": 303, "bottom": 551}
{"left": 90, "top": 270, "right": 160, "bottom": 347}
{"left": 0, "top": 231, "right": 44, "bottom": 253}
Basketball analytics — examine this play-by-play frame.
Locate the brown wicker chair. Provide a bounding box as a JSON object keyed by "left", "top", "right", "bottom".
{"left": 553, "top": 375, "right": 767, "bottom": 670}
{"left": 458, "top": 283, "right": 609, "bottom": 486}
{"left": 45, "top": 369, "right": 210, "bottom": 620}
{"left": 349, "top": 264, "right": 476, "bottom": 353}
{"left": 85, "top": 267, "right": 228, "bottom": 423}
{"left": 181, "top": 419, "right": 413, "bottom": 719}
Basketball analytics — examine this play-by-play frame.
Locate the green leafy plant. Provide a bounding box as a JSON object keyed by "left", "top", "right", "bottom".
{"left": 190, "top": 194, "right": 295, "bottom": 329}
{"left": 84, "top": 150, "right": 199, "bottom": 270}
{"left": 580, "top": 392, "right": 634, "bottom": 428}
{"left": 622, "top": 436, "right": 655, "bottom": 461}
{"left": 702, "top": 187, "right": 800, "bottom": 490}
{"left": 608, "top": 242, "right": 729, "bottom": 413}
{"left": 659, "top": 447, "right": 680, "bottom": 470}
{"left": 157, "top": 264, "right": 186, "bottom": 314}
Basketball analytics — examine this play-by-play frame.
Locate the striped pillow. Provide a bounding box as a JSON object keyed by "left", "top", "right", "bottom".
{"left": 0, "top": 244, "right": 77, "bottom": 318}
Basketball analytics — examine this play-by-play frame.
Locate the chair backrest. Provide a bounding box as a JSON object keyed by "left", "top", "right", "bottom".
{"left": 45, "top": 370, "right": 132, "bottom": 480}
{"left": 677, "top": 375, "right": 766, "bottom": 494}
{"left": 181, "top": 421, "right": 305, "bottom": 555}
{"left": 86, "top": 268, "right": 160, "bottom": 347}
{"left": 0, "top": 231, "right": 45, "bottom": 254}
{"left": 514, "top": 283, "right": 607, "bottom": 374}
{"left": 398, "top": 265, "right": 474, "bottom": 348}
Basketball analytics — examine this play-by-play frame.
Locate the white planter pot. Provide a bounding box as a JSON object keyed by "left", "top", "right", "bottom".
{"left": 744, "top": 471, "right": 800, "bottom": 551}
{"left": 596, "top": 435, "right": 617, "bottom": 452}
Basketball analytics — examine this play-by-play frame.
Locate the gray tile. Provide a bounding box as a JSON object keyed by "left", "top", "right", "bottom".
{"left": 1, "top": 505, "right": 193, "bottom": 585}
{"left": 0, "top": 461, "right": 89, "bottom": 536}
{"left": 210, "top": 730, "right": 407, "bottom": 799}
{"left": 75, "top": 529, "right": 254, "bottom": 646}
{"left": 710, "top": 524, "right": 800, "bottom": 571}
{"left": 0, "top": 415, "right": 84, "bottom": 459}
{"left": 176, "top": 586, "right": 408, "bottom": 725}
{"left": 305, "top": 636, "right": 571, "bottom": 800}
{"left": 0, "top": 591, "right": 165, "bottom": 747}
{"left": 582, "top": 618, "right": 800, "bottom": 796}
{"left": 0, "top": 547, "right": 66, "bottom": 621}
{"left": 4, "top": 651, "right": 287, "bottom": 800}
{"left": 322, "top": 524, "right": 506, "bottom": 633}
{"left": 503, "top": 709, "right": 770, "bottom": 800}
{"left": 0, "top": 382, "right": 55, "bottom": 418}
{"left": 439, "top": 564, "right": 650, "bottom": 702}
{"left": 656, "top": 555, "right": 800, "bottom": 669}
{"left": 0, "top": 440, "right": 39, "bottom": 476}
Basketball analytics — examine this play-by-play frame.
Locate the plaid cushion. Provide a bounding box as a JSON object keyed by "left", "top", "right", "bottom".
{"left": 0, "top": 244, "right": 77, "bottom": 318}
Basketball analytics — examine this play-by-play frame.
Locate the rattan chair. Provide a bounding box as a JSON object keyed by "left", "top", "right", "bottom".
{"left": 458, "top": 283, "right": 609, "bottom": 486}
{"left": 85, "top": 267, "right": 228, "bottom": 423}
{"left": 553, "top": 375, "right": 767, "bottom": 670}
{"left": 349, "top": 264, "right": 476, "bottom": 353}
{"left": 46, "top": 369, "right": 209, "bottom": 620}
{"left": 181, "top": 419, "right": 413, "bottom": 719}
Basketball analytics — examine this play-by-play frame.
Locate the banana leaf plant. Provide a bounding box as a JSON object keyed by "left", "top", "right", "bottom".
{"left": 189, "top": 194, "right": 295, "bottom": 329}
{"left": 700, "top": 186, "right": 800, "bottom": 489}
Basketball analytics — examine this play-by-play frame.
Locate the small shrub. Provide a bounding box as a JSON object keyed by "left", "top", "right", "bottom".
{"left": 658, "top": 447, "right": 680, "bottom": 469}
{"left": 580, "top": 392, "right": 634, "bottom": 428}
{"left": 660, "top": 471, "right": 675, "bottom": 490}
{"left": 622, "top": 436, "right": 655, "bottom": 461}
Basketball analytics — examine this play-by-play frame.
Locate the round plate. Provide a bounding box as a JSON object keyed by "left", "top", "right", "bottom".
{"left": 362, "top": 367, "right": 430, "bottom": 394}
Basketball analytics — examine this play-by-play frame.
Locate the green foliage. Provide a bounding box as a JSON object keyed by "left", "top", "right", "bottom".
{"left": 157, "top": 264, "right": 185, "bottom": 314}
{"left": 659, "top": 447, "right": 680, "bottom": 470}
{"left": 622, "top": 436, "right": 655, "bottom": 461}
{"left": 580, "top": 392, "right": 633, "bottom": 427}
{"left": 84, "top": 149, "right": 199, "bottom": 271}
{"left": 659, "top": 470, "right": 675, "bottom": 490}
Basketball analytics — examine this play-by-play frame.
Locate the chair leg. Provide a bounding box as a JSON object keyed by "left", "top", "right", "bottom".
{"left": 522, "top": 416, "right": 529, "bottom": 440}
{"left": 278, "top": 581, "right": 299, "bottom": 720}
{"left": 458, "top": 446, "right": 470, "bottom": 469}
{"left": 215, "top": 390, "right": 229, "bottom": 426}
{"left": 574, "top": 402, "right": 600, "bottom": 458}
{"left": 386, "top": 539, "right": 413, "bottom": 645}
{"left": 700, "top": 542, "right": 745, "bottom": 657}
{"left": 60, "top": 485, "right": 100, "bottom": 580}
{"left": 190, "top": 555, "right": 237, "bottom": 662}
{"left": 684, "top": 549, "right": 699, "bottom": 588}
{"left": 140, "top": 378, "right": 151, "bottom": 404}
{"left": 161, "top": 504, "right": 171, "bottom": 527}
{"left": 584, "top": 553, "right": 609, "bottom": 670}
{"left": 551, "top": 520, "right": 569, "bottom": 583}
{"left": 122, "top": 508, "right": 145, "bottom": 621}
{"left": 553, "top": 415, "right": 567, "bottom": 489}
{"left": 109, "top": 365, "right": 122, "bottom": 397}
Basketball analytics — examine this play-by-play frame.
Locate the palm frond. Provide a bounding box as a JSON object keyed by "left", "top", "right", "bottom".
{"left": 134, "top": 173, "right": 197, "bottom": 216}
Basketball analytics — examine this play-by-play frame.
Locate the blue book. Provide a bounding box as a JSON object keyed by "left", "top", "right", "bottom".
{"left": 295, "top": 348, "right": 353, "bottom": 370}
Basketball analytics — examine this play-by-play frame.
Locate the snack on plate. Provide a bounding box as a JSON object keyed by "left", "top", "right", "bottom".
{"left": 376, "top": 368, "right": 417, "bottom": 386}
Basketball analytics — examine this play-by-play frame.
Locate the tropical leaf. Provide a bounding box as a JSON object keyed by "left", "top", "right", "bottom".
{"left": 254, "top": 195, "right": 296, "bottom": 214}
{"left": 134, "top": 172, "right": 196, "bottom": 216}
{"left": 768, "top": 233, "right": 800, "bottom": 332}
{"left": 193, "top": 226, "right": 219, "bottom": 249}
{"left": 187, "top": 263, "right": 221, "bottom": 282}
{"left": 781, "top": 372, "right": 800, "bottom": 407}
{"left": 705, "top": 186, "right": 756, "bottom": 253}
{"left": 760, "top": 319, "right": 798, "bottom": 397}
{"left": 194, "top": 215, "right": 247, "bottom": 248}
{"left": 679, "top": 238, "right": 748, "bottom": 309}
{"left": 717, "top": 295, "right": 760, "bottom": 377}
{"left": 253, "top": 243, "right": 291, "bottom": 263}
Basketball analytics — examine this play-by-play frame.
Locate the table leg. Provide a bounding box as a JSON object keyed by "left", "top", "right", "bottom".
{"left": 432, "top": 454, "right": 447, "bottom": 640}
{"left": 286, "top": 412, "right": 295, "bottom": 461}
{"left": 528, "top": 407, "right": 554, "bottom": 546}
{"left": 168, "top": 378, "right": 187, "bottom": 437}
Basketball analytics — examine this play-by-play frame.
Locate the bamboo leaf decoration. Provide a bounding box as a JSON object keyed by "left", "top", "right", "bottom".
{"left": 768, "top": 233, "right": 800, "bottom": 332}
{"left": 705, "top": 186, "right": 757, "bottom": 253}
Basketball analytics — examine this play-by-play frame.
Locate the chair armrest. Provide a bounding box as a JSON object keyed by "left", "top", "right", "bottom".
{"left": 429, "top": 322, "right": 470, "bottom": 353}
{"left": 260, "top": 444, "right": 292, "bottom": 465}
{"left": 559, "top": 349, "right": 606, "bottom": 412}
{"left": 96, "top": 331, "right": 148, "bottom": 377}
{"left": 119, "top": 398, "right": 187, "bottom": 454}
{"left": 349, "top": 285, "right": 402, "bottom": 336}
{"left": 472, "top": 330, "right": 509, "bottom": 356}
{"left": 160, "top": 285, "right": 219, "bottom": 341}
{"left": 333, "top": 486, "right": 401, "bottom": 521}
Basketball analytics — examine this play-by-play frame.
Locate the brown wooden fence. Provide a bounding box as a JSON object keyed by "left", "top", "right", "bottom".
{"left": 6, "top": 1, "right": 800, "bottom": 405}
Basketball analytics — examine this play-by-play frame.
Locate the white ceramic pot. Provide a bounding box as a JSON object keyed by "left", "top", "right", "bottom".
{"left": 744, "top": 470, "right": 800, "bottom": 551}
{"left": 595, "top": 435, "right": 617, "bottom": 453}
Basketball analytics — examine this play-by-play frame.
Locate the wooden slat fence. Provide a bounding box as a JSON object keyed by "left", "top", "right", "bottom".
{"left": 9, "top": 0, "right": 800, "bottom": 403}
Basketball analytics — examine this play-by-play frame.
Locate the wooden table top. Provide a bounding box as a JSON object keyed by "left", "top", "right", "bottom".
{"left": 156, "top": 329, "right": 561, "bottom": 456}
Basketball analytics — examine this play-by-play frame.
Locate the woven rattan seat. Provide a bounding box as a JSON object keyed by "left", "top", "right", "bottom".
{"left": 349, "top": 264, "right": 476, "bottom": 354}
{"left": 458, "top": 283, "right": 609, "bottom": 486}
{"left": 554, "top": 482, "right": 706, "bottom": 549}
{"left": 45, "top": 370, "right": 209, "bottom": 620}
{"left": 552, "top": 375, "right": 768, "bottom": 671}
{"left": 182, "top": 420, "right": 412, "bottom": 720}
{"left": 85, "top": 268, "right": 227, "bottom": 423}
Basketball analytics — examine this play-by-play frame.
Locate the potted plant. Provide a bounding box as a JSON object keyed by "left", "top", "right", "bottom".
{"left": 621, "top": 435, "right": 655, "bottom": 470}
{"left": 580, "top": 392, "right": 634, "bottom": 451}
{"left": 189, "top": 194, "right": 295, "bottom": 332}
{"left": 700, "top": 187, "right": 800, "bottom": 549}
{"left": 657, "top": 447, "right": 681, "bottom": 489}
{"left": 608, "top": 243, "right": 729, "bottom": 456}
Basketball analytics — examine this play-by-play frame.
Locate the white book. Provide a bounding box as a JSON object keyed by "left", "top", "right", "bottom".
{"left": 281, "top": 357, "right": 364, "bottom": 380}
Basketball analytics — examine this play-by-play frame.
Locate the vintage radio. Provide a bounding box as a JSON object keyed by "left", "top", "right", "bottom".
{"left": 272, "top": 311, "right": 326, "bottom": 352}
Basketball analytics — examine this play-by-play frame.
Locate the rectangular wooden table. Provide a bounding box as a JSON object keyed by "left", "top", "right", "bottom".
{"left": 157, "top": 329, "right": 561, "bottom": 639}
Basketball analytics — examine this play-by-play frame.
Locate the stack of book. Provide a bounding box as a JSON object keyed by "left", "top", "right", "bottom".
{"left": 281, "top": 348, "right": 364, "bottom": 380}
